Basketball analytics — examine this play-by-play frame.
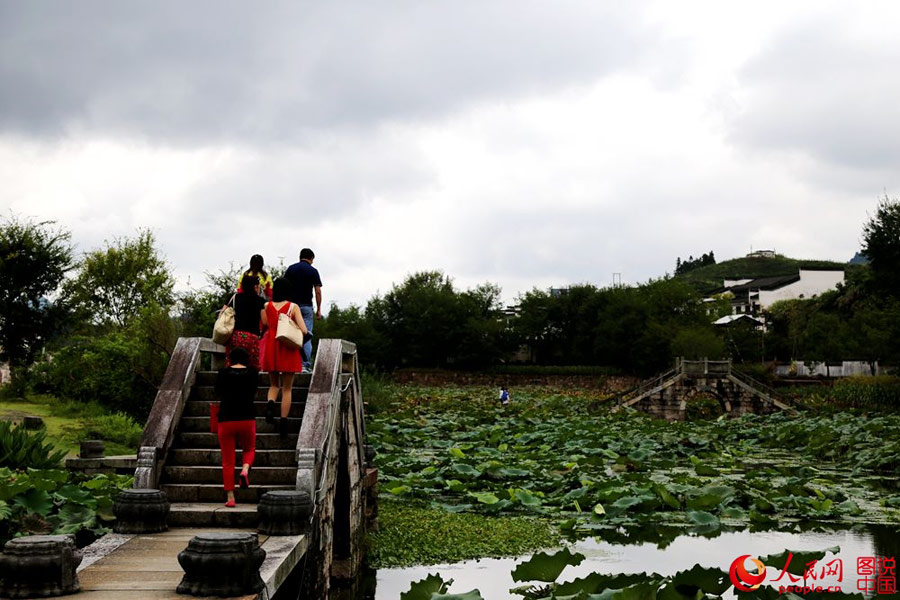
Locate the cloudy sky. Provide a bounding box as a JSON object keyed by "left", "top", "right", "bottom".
{"left": 2, "top": 1, "right": 898, "bottom": 309}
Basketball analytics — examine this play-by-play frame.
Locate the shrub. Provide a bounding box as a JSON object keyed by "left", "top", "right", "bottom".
{"left": 0, "top": 421, "right": 67, "bottom": 469}
{"left": 830, "top": 376, "right": 900, "bottom": 409}
{"left": 79, "top": 413, "right": 143, "bottom": 450}
{"left": 34, "top": 332, "right": 161, "bottom": 420}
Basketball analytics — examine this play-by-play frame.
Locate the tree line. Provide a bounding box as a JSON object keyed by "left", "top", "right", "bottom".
{"left": 1, "top": 196, "right": 898, "bottom": 421}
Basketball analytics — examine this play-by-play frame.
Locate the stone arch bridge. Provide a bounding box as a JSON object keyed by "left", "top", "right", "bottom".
{"left": 614, "top": 358, "right": 802, "bottom": 420}
{"left": 0, "top": 338, "right": 376, "bottom": 600}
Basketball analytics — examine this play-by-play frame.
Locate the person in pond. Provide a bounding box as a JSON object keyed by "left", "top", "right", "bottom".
{"left": 261, "top": 277, "right": 308, "bottom": 438}
{"left": 222, "top": 275, "right": 267, "bottom": 369}
{"left": 215, "top": 346, "right": 257, "bottom": 507}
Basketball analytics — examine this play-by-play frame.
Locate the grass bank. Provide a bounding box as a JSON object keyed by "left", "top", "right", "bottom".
{"left": 0, "top": 394, "right": 142, "bottom": 456}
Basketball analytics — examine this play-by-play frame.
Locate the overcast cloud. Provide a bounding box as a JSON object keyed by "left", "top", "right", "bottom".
{"left": 2, "top": 1, "right": 898, "bottom": 309}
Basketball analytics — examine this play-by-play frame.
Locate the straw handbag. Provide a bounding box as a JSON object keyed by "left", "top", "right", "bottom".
{"left": 275, "top": 303, "right": 304, "bottom": 349}
{"left": 212, "top": 296, "right": 235, "bottom": 344}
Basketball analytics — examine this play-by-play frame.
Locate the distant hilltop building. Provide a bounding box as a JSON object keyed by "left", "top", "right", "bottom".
{"left": 746, "top": 249, "right": 777, "bottom": 259}
{"left": 708, "top": 267, "right": 845, "bottom": 316}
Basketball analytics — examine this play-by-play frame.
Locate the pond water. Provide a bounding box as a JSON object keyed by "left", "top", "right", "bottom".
{"left": 360, "top": 525, "right": 899, "bottom": 599}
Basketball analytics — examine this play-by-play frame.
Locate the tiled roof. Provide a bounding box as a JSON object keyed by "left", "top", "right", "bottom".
{"left": 726, "top": 274, "right": 800, "bottom": 293}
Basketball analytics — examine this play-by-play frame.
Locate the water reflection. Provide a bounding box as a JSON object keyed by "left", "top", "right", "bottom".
{"left": 362, "top": 525, "right": 898, "bottom": 599}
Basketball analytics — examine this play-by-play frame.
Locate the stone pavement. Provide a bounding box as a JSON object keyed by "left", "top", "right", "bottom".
{"left": 75, "top": 528, "right": 307, "bottom": 600}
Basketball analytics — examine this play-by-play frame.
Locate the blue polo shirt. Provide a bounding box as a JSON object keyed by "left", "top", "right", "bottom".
{"left": 284, "top": 261, "right": 322, "bottom": 306}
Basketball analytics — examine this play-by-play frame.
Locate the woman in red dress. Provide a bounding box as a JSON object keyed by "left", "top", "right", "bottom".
{"left": 262, "top": 277, "right": 308, "bottom": 438}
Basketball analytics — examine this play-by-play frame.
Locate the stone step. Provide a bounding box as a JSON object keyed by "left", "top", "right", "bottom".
{"left": 161, "top": 483, "right": 294, "bottom": 503}
{"left": 196, "top": 371, "right": 312, "bottom": 386}
{"left": 162, "top": 465, "right": 296, "bottom": 485}
{"left": 190, "top": 386, "right": 309, "bottom": 403}
{"left": 177, "top": 416, "right": 302, "bottom": 433}
{"left": 174, "top": 432, "right": 298, "bottom": 449}
{"left": 168, "top": 448, "right": 296, "bottom": 467}
{"left": 168, "top": 502, "right": 259, "bottom": 527}
{"left": 183, "top": 399, "right": 306, "bottom": 418}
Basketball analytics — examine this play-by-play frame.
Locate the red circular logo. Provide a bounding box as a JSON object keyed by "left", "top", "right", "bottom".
{"left": 729, "top": 555, "right": 767, "bottom": 592}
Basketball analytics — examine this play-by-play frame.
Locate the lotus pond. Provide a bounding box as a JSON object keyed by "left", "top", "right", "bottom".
{"left": 362, "top": 385, "right": 900, "bottom": 599}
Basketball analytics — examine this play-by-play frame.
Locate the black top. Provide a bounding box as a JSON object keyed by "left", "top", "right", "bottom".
{"left": 233, "top": 292, "right": 266, "bottom": 336}
{"left": 214, "top": 367, "right": 258, "bottom": 422}
{"left": 284, "top": 260, "right": 322, "bottom": 306}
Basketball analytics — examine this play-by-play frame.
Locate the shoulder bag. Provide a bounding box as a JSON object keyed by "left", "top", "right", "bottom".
{"left": 212, "top": 295, "right": 236, "bottom": 344}
{"left": 275, "top": 302, "right": 304, "bottom": 349}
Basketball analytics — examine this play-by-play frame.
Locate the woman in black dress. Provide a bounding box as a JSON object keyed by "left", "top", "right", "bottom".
{"left": 223, "top": 275, "right": 268, "bottom": 369}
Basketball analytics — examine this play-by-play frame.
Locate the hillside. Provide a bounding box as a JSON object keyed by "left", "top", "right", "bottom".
{"left": 675, "top": 254, "right": 849, "bottom": 294}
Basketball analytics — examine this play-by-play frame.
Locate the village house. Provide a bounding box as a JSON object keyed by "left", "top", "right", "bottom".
{"left": 709, "top": 267, "right": 845, "bottom": 316}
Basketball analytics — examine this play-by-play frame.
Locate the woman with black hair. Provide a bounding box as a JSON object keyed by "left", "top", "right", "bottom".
{"left": 237, "top": 254, "right": 273, "bottom": 300}
{"left": 215, "top": 346, "right": 257, "bottom": 507}
{"left": 221, "top": 274, "right": 267, "bottom": 369}
{"left": 261, "top": 277, "right": 308, "bottom": 437}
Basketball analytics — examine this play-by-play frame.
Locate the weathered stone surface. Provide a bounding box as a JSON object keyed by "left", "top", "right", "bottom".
{"left": 80, "top": 440, "right": 105, "bottom": 459}
{"left": 23, "top": 415, "right": 44, "bottom": 430}
{"left": 65, "top": 454, "right": 138, "bottom": 477}
{"left": 258, "top": 491, "right": 314, "bottom": 535}
{"left": 364, "top": 467, "right": 379, "bottom": 532}
{"left": 0, "top": 534, "right": 82, "bottom": 598}
{"left": 176, "top": 532, "right": 266, "bottom": 597}
{"left": 113, "top": 489, "right": 170, "bottom": 534}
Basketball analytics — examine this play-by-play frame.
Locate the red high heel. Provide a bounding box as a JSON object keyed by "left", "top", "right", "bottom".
{"left": 239, "top": 470, "right": 250, "bottom": 489}
{"left": 225, "top": 498, "right": 236, "bottom": 508}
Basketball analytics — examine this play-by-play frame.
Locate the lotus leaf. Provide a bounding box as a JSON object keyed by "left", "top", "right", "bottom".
{"left": 511, "top": 547, "right": 585, "bottom": 582}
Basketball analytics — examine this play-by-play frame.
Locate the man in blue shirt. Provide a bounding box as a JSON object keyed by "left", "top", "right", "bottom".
{"left": 284, "top": 248, "right": 322, "bottom": 373}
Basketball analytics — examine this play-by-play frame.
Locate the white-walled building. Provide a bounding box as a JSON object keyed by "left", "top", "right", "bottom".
{"left": 711, "top": 268, "right": 845, "bottom": 315}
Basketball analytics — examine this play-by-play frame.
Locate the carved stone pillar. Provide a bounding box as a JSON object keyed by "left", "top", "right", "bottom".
{"left": 113, "top": 488, "right": 170, "bottom": 533}
{"left": 295, "top": 448, "right": 318, "bottom": 503}
{"left": 176, "top": 532, "right": 266, "bottom": 597}
{"left": 258, "top": 490, "right": 314, "bottom": 535}
{"left": 0, "top": 535, "right": 82, "bottom": 598}
{"left": 133, "top": 446, "right": 158, "bottom": 489}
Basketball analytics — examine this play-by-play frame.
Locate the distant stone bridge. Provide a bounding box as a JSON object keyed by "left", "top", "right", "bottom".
{"left": 613, "top": 358, "right": 801, "bottom": 420}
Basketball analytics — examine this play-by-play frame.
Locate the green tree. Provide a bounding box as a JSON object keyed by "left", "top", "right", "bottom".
{"left": 0, "top": 216, "right": 73, "bottom": 395}
{"left": 35, "top": 304, "right": 176, "bottom": 419}
{"left": 316, "top": 303, "right": 385, "bottom": 365}
{"left": 365, "top": 271, "right": 507, "bottom": 369}
{"left": 862, "top": 195, "right": 900, "bottom": 297}
{"left": 671, "top": 326, "right": 725, "bottom": 361}
{"left": 64, "top": 229, "right": 174, "bottom": 329}
{"left": 178, "top": 263, "right": 243, "bottom": 338}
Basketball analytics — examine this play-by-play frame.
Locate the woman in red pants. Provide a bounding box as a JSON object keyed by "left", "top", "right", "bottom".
{"left": 215, "top": 346, "right": 258, "bottom": 507}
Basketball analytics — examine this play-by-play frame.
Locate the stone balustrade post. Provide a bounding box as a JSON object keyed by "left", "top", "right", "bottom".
{"left": 0, "top": 535, "right": 82, "bottom": 598}
{"left": 258, "top": 490, "right": 314, "bottom": 535}
{"left": 113, "top": 488, "right": 170, "bottom": 534}
{"left": 176, "top": 532, "right": 266, "bottom": 597}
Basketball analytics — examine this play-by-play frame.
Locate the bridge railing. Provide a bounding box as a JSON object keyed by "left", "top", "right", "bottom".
{"left": 134, "top": 337, "right": 225, "bottom": 489}
{"left": 677, "top": 358, "right": 732, "bottom": 376}
{"left": 615, "top": 366, "right": 678, "bottom": 405}
{"left": 294, "top": 339, "right": 366, "bottom": 595}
